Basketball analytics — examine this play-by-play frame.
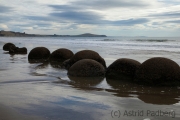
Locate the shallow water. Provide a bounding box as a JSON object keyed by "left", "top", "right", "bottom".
{"left": 0, "top": 37, "right": 180, "bottom": 120}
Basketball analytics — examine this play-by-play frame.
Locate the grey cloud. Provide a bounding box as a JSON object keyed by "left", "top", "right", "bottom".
{"left": 0, "top": 5, "right": 13, "bottom": 13}
{"left": 49, "top": 5, "right": 77, "bottom": 11}
{"left": 50, "top": 11, "right": 103, "bottom": 24}
{"left": 25, "top": 12, "right": 149, "bottom": 26}
{"left": 61, "top": 24, "right": 79, "bottom": 30}
{"left": 159, "top": 0, "right": 180, "bottom": 5}
{"left": 23, "top": 15, "right": 69, "bottom": 24}
{"left": 49, "top": 5, "right": 103, "bottom": 23}
{"left": 0, "top": 16, "right": 12, "bottom": 23}
{"left": 70, "top": 0, "right": 149, "bottom": 9}
{"left": 108, "top": 18, "right": 149, "bottom": 26}
{"left": 150, "top": 11, "right": 180, "bottom": 18}
{"left": 14, "top": 23, "right": 52, "bottom": 27}
{"left": 49, "top": 0, "right": 149, "bottom": 11}
{"left": 22, "top": 3, "right": 150, "bottom": 28}
{"left": 166, "top": 20, "right": 180, "bottom": 23}
{"left": 48, "top": 3, "right": 149, "bottom": 25}
{"left": 152, "top": 22, "right": 160, "bottom": 25}
{"left": 50, "top": 10, "right": 149, "bottom": 25}
{"left": 24, "top": 16, "right": 52, "bottom": 21}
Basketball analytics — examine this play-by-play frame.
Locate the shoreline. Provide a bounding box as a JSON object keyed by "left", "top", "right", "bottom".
{"left": 0, "top": 31, "right": 107, "bottom": 37}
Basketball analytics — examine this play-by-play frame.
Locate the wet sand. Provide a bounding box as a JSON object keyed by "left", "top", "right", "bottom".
{"left": 0, "top": 104, "right": 43, "bottom": 120}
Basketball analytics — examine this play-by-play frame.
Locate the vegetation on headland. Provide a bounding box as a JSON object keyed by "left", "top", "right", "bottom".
{"left": 0, "top": 30, "right": 107, "bottom": 37}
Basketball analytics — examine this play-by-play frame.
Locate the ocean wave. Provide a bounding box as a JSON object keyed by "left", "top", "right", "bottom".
{"left": 101, "top": 39, "right": 117, "bottom": 41}
{"left": 0, "top": 41, "right": 5, "bottom": 45}
{"left": 135, "top": 39, "right": 171, "bottom": 42}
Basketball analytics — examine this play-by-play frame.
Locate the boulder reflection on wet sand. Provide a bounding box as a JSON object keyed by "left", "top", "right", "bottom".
{"left": 34, "top": 62, "right": 49, "bottom": 69}
{"left": 29, "top": 62, "right": 49, "bottom": 77}
{"left": 106, "top": 78, "right": 180, "bottom": 105}
{"left": 27, "top": 62, "right": 49, "bottom": 76}
{"left": 138, "top": 92, "right": 180, "bottom": 105}
{"left": 106, "top": 78, "right": 139, "bottom": 97}
{"left": 50, "top": 61, "right": 64, "bottom": 69}
{"left": 68, "top": 76, "right": 104, "bottom": 90}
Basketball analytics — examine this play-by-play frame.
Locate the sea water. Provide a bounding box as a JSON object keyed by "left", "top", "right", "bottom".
{"left": 0, "top": 37, "right": 180, "bottom": 120}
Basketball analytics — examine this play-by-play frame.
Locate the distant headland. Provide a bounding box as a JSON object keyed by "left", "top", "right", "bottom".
{"left": 0, "top": 30, "right": 107, "bottom": 37}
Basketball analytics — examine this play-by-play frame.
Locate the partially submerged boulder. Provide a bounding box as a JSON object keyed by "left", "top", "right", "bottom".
{"left": 9, "top": 46, "right": 27, "bottom": 54}
{"left": 135, "top": 57, "right": 180, "bottom": 86}
{"left": 50, "top": 48, "right": 74, "bottom": 62}
{"left": 28, "top": 47, "right": 50, "bottom": 62}
{"left": 106, "top": 58, "right": 141, "bottom": 80}
{"left": 3, "top": 43, "right": 16, "bottom": 51}
{"left": 64, "top": 50, "right": 106, "bottom": 69}
{"left": 68, "top": 59, "right": 106, "bottom": 77}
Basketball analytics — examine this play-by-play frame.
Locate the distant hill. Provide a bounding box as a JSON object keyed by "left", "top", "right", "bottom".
{"left": 0, "top": 31, "right": 107, "bottom": 37}
{"left": 0, "top": 31, "right": 27, "bottom": 37}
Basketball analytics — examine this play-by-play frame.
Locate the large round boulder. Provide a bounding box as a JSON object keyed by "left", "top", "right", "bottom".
{"left": 28, "top": 47, "right": 50, "bottom": 62}
{"left": 68, "top": 59, "right": 105, "bottom": 77}
{"left": 135, "top": 57, "right": 180, "bottom": 86}
{"left": 64, "top": 50, "right": 106, "bottom": 69}
{"left": 3, "top": 43, "right": 16, "bottom": 51}
{"left": 106, "top": 58, "right": 141, "bottom": 80}
{"left": 50, "top": 48, "right": 74, "bottom": 62}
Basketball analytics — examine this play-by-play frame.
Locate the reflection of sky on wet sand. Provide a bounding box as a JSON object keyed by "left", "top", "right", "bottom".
{"left": 0, "top": 82, "right": 111, "bottom": 120}
{"left": 0, "top": 81, "right": 180, "bottom": 120}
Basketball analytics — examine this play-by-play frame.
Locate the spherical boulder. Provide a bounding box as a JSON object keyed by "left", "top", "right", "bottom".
{"left": 106, "top": 58, "right": 141, "bottom": 80}
{"left": 3, "top": 43, "right": 16, "bottom": 51}
{"left": 50, "top": 48, "right": 74, "bottom": 62}
{"left": 68, "top": 59, "right": 105, "bottom": 77}
{"left": 135, "top": 57, "right": 180, "bottom": 86}
{"left": 28, "top": 47, "right": 50, "bottom": 62}
{"left": 64, "top": 50, "right": 106, "bottom": 70}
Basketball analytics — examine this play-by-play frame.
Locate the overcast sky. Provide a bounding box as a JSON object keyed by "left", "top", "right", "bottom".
{"left": 0, "top": 0, "right": 180, "bottom": 36}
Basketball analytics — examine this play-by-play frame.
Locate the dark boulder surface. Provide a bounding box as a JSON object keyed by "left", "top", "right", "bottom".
{"left": 62, "top": 59, "right": 70, "bottom": 69}
{"left": 28, "top": 47, "right": 50, "bottom": 62}
{"left": 3, "top": 43, "right": 16, "bottom": 51}
{"left": 50, "top": 48, "right": 74, "bottom": 62}
{"left": 68, "top": 59, "right": 106, "bottom": 77}
{"left": 64, "top": 50, "right": 106, "bottom": 70}
{"left": 9, "top": 46, "right": 27, "bottom": 54}
{"left": 135, "top": 57, "right": 180, "bottom": 86}
{"left": 106, "top": 58, "right": 141, "bottom": 80}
